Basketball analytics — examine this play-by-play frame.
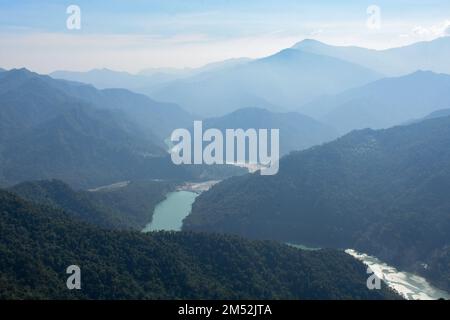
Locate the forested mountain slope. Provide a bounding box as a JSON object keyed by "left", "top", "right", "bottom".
{"left": 0, "top": 190, "right": 399, "bottom": 300}
{"left": 185, "top": 116, "right": 450, "bottom": 291}
{"left": 9, "top": 179, "right": 175, "bottom": 230}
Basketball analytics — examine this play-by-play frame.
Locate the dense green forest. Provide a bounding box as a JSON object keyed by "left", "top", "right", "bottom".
{"left": 0, "top": 189, "right": 400, "bottom": 299}
{"left": 9, "top": 179, "right": 175, "bottom": 230}
{"left": 184, "top": 116, "right": 450, "bottom": 291}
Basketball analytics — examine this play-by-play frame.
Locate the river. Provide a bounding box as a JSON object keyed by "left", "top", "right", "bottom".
{"left": 142, "top": 183, "right": 450, "bottom": 300}
{"left": 141, "top": 180, "right": 220, "bottom": 232}
{"left": 346, "top": 249, "right": 450, "bottom": 300}
{"left": 142, "top": 190, "right": 198, "bottom": 232}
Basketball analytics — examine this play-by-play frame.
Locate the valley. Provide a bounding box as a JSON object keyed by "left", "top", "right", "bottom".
{"left": 0, "top": 189, "right": 399, "bottom": 300}
{"left": 138, "top": 178, "right": 450, "bottom": 300}
{"left": 143, "top": 180, "right": 219, "bottom": 232}
{"left": 2, "top": 6, "right": 450, "bottom": 301}
{"left": 184, "top": 114, "right": 450, "bottom": 293}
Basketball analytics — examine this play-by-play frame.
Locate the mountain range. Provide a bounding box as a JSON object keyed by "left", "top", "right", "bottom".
{"left": 0, "top": 69, "right": 242, "bottom": 188}
{"left": 3, "top": 35, "right": 450, "bottom": 300}
{"left": 292, "top": 36, "right": 450, "bottom": 76}
{"left": 48, "top": 36, "right": 450, "bottom": 120}
{"left": 149, "top": 49, "right": 381, "bottom": 117}
{"left": 199, "top": 107, "right": 338, "bottom": 155}
{"left": 421, "top": 108, "right": 450, "bottom": 121}
{"left": 51, "top": 58, "right": 252, "bottom": 92}
{"left": 299, "top": 70, "right": 450, "bottom": 133}
{"left": 184, "top": 114, "right": 450, "bottom": 292}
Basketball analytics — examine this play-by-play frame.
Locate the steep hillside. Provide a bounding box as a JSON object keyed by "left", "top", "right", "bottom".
{"left": 0, "top": 190, "right": 399, "bottom": 300}
{"left": 9, "top": 179, "right": 175, "bottom": 230}
{"left": 185, "top": 116, "right": 450, "bottom": 291}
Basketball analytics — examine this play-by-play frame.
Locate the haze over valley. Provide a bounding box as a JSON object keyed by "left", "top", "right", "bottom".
{"left": 1, "top": 0, "right": 450, "bottom": 301}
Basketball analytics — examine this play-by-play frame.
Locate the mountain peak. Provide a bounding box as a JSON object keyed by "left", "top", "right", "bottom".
{"left": 229, "top": 107, "right": 271, "bottom": 116}
{"left": 0, "top": 68, "right": 40, "bottom": 83}
{"left": 9, "top": 67, "right": 34, "bottom": 75}
{"left": 93, "top": 68, "right": 122, "bottom": 73}
{"left": 402, "top": 70, "right": 449, "bottom": 81}
{"left": 292, "top": 39, "right": 328, "bottom": 49}
{"left": 10, "top": 67, "right": 32, "bottom": 72}
{"left": 265, "top": 48, "right": 308, "bottom": 60}
{"left": 4, "top": 68, "right": 39, "bottom": 80}
{"left": 410, "top": 69, "right": 437, "bottom": 76}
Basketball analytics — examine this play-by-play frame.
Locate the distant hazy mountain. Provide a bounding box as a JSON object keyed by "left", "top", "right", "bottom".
{"left": 0, "top": 69, "right": 165, "bottom": 144}
{"left": 138, "top": 58, "right": 252, "bottom": 77}
{"left": 421, "top": 108, "right": 450, "bottom": 121}
{"left": 51, "top": 68, "right": 153, "bottom": 90}
{"left": 0, "top": 68, "right": 169, "bottom": 146}
{"left": 300, "top": 70, "right": 450, "bottom": 133}
{"left": 185, "top": 115, "right": 450, "bottom": 292}
{"left": 293, "top": 36, "right": 450, "bottom": 76}
{"left": 0, "top": 69, "right": 211, "bottom": 187}
{"left": 45, "top": 72, "right": 193, "bottom": 140}
{"left": 72, "top": 87, "right": 193, "bottom": 140}
{"left": 404, "top": 108, "right": 450, "bottom": 126}
{"left": 0, "top": 69, "right": 94, "bottom": 142}
{"left": 1, "top": 106, "right": 180, "bottom": 188}
{"left": 4, "top": 68, "right": 193, "bottom": 140}
{"left": 0, "top": 189, "right": 400, "bottom": 299}
{"left": 149, "top": 49, "right": 381, "bottom": 117}
{"left": 199, "top": 107, "right": 338, "bottom": 155}
{"left": 50, "top": 58, "right": 252, "bottom": 93}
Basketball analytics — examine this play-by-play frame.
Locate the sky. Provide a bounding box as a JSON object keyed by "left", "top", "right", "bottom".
{"left": 1, "top": 0, "right": 450, "bottom": 73}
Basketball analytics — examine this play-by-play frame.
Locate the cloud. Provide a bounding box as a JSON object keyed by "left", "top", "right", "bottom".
{"left": 310, "top": 29, "right": 324, "bottom": 36}
{"left": 411, "top": 20, "right": 450, "bottom": 39}
{"left": 412, "top": 26, "right": 431, "bottom": 36}
{"left": 445, "top": 25, "right": 450, "bottom": 35}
